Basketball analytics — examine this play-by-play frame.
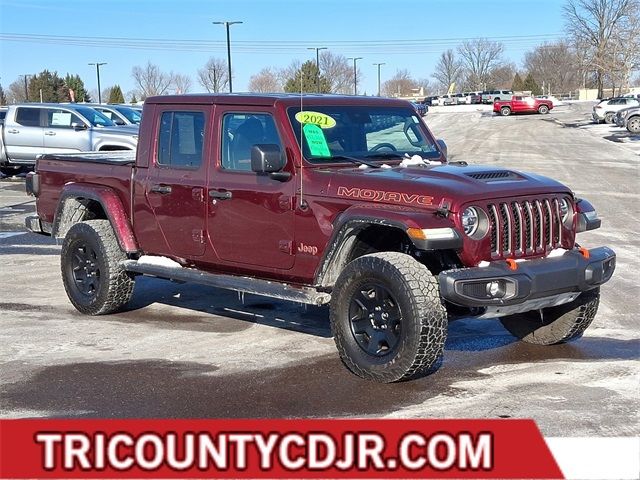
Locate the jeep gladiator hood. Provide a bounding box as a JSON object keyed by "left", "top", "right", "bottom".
{"left": 313, "top": 164, "right": 571, "bottom": 211}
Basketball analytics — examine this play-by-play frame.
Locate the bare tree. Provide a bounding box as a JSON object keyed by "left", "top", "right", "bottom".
{"left": 564, "top": 0, "right": 640, "bottom": 97}
{"left": 6, "top": 79, "right": 27, "bottom": 103}
{"left": 248, "top": 68, "right": 281, "bottom": 93}
{"left": 381, "top": 69, "right": 420, "bottom": 97}
{"left": 487, "top": 63, "right": 517, "bottom": 90}
{"left": 172, "top": 73, "right": 193, "bottom": 94}
{"left": 197, "top": 57, "right": 229, "bottom": 93}
{"left": 131, "top": 61, "right": 173, "bottom": 99}
{"left": 524, "top": 42, "right": 581, "bottom": 94}
{"left": 319, "top": 51, "right": 360, "bottom": 94}
{"left": 432, "top": 49, "right": 463, "bottom": 92}
{"left": 457, "top": 38, "right": 505, "bottom": 89}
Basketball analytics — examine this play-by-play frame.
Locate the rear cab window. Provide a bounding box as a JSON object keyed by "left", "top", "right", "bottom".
{"left": 15, "top": 107, "right": 43, "bottom": 127}
{"left": 157, "top": 111, "right": 205, "bottom": 169}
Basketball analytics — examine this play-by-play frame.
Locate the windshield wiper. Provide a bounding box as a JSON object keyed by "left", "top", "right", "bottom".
{"left": 321, "top": 155, "right": 381, "bottom": 168}
{"left": 364, "top": 152, "right": 406, "bottom": 159}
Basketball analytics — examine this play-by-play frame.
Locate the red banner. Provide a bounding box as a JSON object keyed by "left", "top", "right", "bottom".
{"left": 0, "top": 419, "right": 562, "bottom": 479}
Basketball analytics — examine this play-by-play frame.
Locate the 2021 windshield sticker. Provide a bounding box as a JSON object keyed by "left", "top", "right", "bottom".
{"left": 303, "top": 123, "right": 331, "bottom": 157}
{"left": 295, "top": 111, "right": 337, "bottom": 129}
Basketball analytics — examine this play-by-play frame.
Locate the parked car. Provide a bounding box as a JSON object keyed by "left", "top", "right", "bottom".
{"left": 623, "top": 107, "right": 640, "bottom": 134}
{"left": 454, "top": 93, "right": 468, "bottom": 105}
{"left": 423, "top": 96, "right": 439, "bottom": 106}
{"left": 25, "top": 93, "right": 615, "bottom": 383}
{"left": 614, "top": 106, "right": 638, "bottom": 128}
{"left": 438, "top": 94, "right": 455, "bottom": 106}
{"left": 411, "top": 101, "right": 428, "bottom": 116}
{"left": 494, "top": 96, "right": 553, "bottom": 116}
{"left": 482, "top": 90, "right": 513, "bottom": 104}
{"left": 469, "top": 92, "right": 483, "bottom": 104}
{"left": 88, "top": 104, "right": 143, "bottom": 126}
{"left": 0, "top": 103, "right": 138, "bottom": 175}
{"left": 593, "top": 97, "right": 640, "bottom": 124}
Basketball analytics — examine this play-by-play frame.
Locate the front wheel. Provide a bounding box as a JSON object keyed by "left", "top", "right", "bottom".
{"left": 627, "top": 116, "right": 640, "bottom": 134}
{"left": 500, "top": 289, "right": 600, "bottom": 345}
{"left": 61, "top": 220, "right": 135, "bottom": 315}
{"left": 330, "top": 252, "right": 448, "bottom": 383}
{"left": 604, "top": 112, "right": 615, "bottom": 124}
{"left": 538, "top": 105, "right": 549, "bottom": 114}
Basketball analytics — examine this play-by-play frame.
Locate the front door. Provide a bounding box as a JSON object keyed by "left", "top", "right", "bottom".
{"left": 145, "top": 106, "right": 210, "bottom": 258}
{"left": 206, "top": 108, "right": 295, "bottom": 270}
{"left": 42, "top": 107, "right": 91, "bottom": 154}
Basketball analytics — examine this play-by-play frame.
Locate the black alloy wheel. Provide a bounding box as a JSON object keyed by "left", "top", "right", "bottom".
{"left": 349, "top": 282, "right": 401, "bottom": 357}
{"left": 69, "top": 242, "right": 101, "bottom": 298}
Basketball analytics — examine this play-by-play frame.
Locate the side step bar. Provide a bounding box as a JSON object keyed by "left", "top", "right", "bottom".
{"left": 121, "top": 259, "right": 331, "bottom": 306}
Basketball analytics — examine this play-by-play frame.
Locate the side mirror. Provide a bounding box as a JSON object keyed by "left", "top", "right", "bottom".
{"left": 71, "top": 122, "right": 88, "bottom": 131}
{"left": 251, "top": 144, "right": 286, "bottom": 173}
{"left": 437, "top": 139, "right": 448, "bottom": 161}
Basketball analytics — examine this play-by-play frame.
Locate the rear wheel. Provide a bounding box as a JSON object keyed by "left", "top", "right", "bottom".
{"left": 604, "top": 112, "right": 615, "bottom": 124}
{"left": 61, "top": 220, "right": 135, "bottom": 315}
{"left": 538, "top": 105, "right": 549, "bottom": 114}
{"left": 627, "top": 116, "right": 640, "bottom": 134}
{"left": 500, "top": 289, "right": 600, "bottom": 345}
{"left": 330, "top": 252, "right": 447, "bottom": 383}
{"left": 500, "top": 106, "right": 512, "bottom": 116}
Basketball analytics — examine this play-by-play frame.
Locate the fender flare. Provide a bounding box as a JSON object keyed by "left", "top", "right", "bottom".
{"left": 52, "top": 183, "right": 139, "bottom": 253}
{"left": 314, "top": 205, "right": 460, "bottom": 286}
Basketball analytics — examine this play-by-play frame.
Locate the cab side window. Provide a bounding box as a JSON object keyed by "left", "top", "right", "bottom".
{"left": 157, "top": 111, "right": 205, "bottom": 169}
{"left": 45, "top": 109, "right": 84, "bottom": 128}
{"left": 15, "top": 108, "right": 43, "bottom": 127}
{"left": 221, "top": 113, "right": 282, "bottom": 171}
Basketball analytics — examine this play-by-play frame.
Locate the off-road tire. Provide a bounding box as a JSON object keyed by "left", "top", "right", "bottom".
{"left": 500, "top": 106, "right": 512, "bottom": 116}
{"left": 538, "top": 105, "right": 549, "bottom": 114}
{"left": 604, "top": 112, "right": 615, "bottom": 124}
{"left": 61, "top": 220, "right": 135, "bottom": 315}
{"left": 499, "top": 288, "right": 600, "bottom": 345}
{"left": 627, "top": 116, "right": 640, "bottom": 134}
{"left": 330, "top": 252, "right": 448, "bottom": 383}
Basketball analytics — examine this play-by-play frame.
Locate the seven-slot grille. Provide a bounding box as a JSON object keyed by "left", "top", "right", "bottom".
{"left": 486, "top": 198, "right": 564, "bottom": 258}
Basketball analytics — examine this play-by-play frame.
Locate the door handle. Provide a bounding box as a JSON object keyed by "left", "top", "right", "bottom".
{"left": 150, "top": 184, "right": 172, "bottom": 194}
{"left": 209, "top": 189, "right": 232, "bottom": 200}
{"left": 44, "top": 131, "right": 56, "bottom": 136}
{"left": 6, "top": 129, "right": 19, "bottom": 134}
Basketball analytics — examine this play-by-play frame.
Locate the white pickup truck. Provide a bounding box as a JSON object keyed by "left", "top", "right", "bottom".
{"left": 0, "top": 103, "right": 138, "bottom": 176}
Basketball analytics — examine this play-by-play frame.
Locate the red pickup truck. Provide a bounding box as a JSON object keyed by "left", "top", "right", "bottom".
{"left": 494, "top": 96, "right": 553, "bottom": 116}
{"left": 25, "top": 94, "right": 615, "bottom": 383}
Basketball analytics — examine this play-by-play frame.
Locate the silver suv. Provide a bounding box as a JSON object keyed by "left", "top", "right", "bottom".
{"left": 1, "top": 103, "right": 138, "bottom": 172}
{"left": 87, "top": 104, "right": 142, "bottom": 126}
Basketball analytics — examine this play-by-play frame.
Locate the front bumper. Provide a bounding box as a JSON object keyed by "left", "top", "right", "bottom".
{"left": 439, "top": 247, "right": 616, "bottom": 313}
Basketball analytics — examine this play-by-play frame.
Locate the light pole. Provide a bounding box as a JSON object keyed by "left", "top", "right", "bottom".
{"left": 213, "top": 21, "right": 243, "bottom": 93}
{"left": 307, "top": 47, "right": 328, "bottom": 93}
{"left": 19, "top": 74, "right": 32, "bottom": 102}
{"left": 373, "top": 62, "right": 385, "bottom": 96}
{"left": 347, "top": 57, "right": 363, "bottom": 95}
{"left": 88, "top": 62, "right": 107, "bottom": 103}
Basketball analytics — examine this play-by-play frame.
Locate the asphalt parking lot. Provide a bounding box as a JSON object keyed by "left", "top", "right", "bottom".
{"left": 0, "top": 101, "right": 638, "bottom": 436}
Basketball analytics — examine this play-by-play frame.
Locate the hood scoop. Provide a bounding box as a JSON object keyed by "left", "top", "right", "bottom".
{"left": 466, "top": 171, "right": 524, "bottom": 182}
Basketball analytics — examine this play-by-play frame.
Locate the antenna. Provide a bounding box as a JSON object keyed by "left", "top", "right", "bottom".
{"left": 299, "top": 63, "right": 305, "bottom": 209}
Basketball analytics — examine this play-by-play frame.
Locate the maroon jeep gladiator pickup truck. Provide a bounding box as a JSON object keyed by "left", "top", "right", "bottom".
{"left": 25, "top": 94, "right": 615, "bottom": 383}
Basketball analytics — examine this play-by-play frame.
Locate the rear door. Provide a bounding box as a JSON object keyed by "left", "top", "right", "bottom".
{"left": 4, "top": 107, "right": 44, "bottom": 162}
{"left": 42, "top": 107, "right": 91, "bottom": 154}
{"left": 206, "top": 107, "right": 295, "bottom": 270}
{"left": 144, "top": 106, "right": 210, "bottom": 257}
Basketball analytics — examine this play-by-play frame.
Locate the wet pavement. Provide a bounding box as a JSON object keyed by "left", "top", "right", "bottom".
{"left": 0, "top": 102, "right": 638, "bottom": 436}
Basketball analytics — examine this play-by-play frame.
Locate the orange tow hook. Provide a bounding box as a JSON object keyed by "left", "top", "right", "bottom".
{"left": 579, "top": 247, "right": 590, "bottom": 259}
{"left": 506, "top": 259, "right": 518, "bottom": 271}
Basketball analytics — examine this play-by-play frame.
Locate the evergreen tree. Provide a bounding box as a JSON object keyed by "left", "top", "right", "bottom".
{"left": 64, "top": 74, "right": 90, "bottom": 102}
{"left": 130, "top": 94, "right": 138, "bottom": 104}
{"left": 0, "top": 84, "right": 7, "bottom": 105}
{"left": 283, "top": 61, "right": 331, "bottom": 94}
{"left": 511, "top": 73, "right": 525, "bottom": 92}
{"left": 108, "top": 85, "right": 125, "bottom": 103}
{"left": 523, "top": 73, "right": 542, "bottom": 96}
{"left": 28, "top": 70, "right": 65, "bottom": 102}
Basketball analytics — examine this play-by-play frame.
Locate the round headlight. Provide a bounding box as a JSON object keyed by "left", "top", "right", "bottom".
{"left": 559, "top": 198, "right": 574, "bottom": 227}
{"left": 462, "top": 207, "right": 480, "bottom": 236}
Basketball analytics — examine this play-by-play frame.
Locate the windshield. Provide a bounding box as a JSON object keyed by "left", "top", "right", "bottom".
{"left": 287, "top": 105, "right": 440, "bottom": 164}
{"left": 73, "top": 106, "right": 116, "bottom": 127}
{"left": 114, "top": 106, "right": 142, "bottom": 124}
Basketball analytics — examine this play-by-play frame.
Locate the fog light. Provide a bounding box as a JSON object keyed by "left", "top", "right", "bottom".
{"left": 486, "top": 280, "right": 506, "bottom": 298}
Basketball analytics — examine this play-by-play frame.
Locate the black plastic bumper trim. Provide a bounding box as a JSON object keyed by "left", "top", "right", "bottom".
{"left": 439, "top": 247, "right": 616, "bottom": 307}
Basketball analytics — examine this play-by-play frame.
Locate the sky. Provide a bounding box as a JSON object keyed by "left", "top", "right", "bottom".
{"left": 0, "top": 0, "right": 567, "bottom": 98}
